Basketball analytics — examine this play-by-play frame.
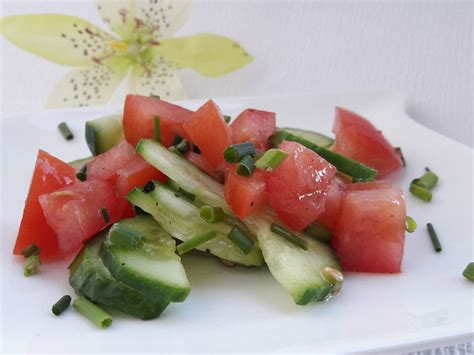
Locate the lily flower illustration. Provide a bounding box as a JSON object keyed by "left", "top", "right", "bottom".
{"left": 1, "top": 0, "right": 253, "bottom": 108}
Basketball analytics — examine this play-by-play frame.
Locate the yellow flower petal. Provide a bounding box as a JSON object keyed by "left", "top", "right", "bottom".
{"left": 1, "top": 14, "right": 116, "bottom": 66}
{"left": 128, "top": 59, "right": 186, "bottom": 100}
{"left": 46, "top": 58, "right": 129, "bottom": 108}
{"left": 154, "top": 34, "right": 254, "bottom": 77}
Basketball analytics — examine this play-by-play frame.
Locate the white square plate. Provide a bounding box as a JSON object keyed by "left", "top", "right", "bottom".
{"left": 1, "top": 93, "right": 473, "bottom": 353}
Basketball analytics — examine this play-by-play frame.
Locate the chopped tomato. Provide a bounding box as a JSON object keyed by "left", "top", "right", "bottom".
{"left": 315, "top": 179, "right": 344, "bottom": 230}
{"left": 231, "top": 109, "right": 276, "bottom": 150}
{"left": 265, "top": 140, "right": 336, "bottom": 231}
{"left": 333, "top": 182, "right": 406, "bottom": 273}
{"left": 13, "top": 150, "right": 77, "bottom": 258}
{"left": 87, "top": 141, "right": 136, "bottom": 182}
{"left": 116, "top": 157, "right": 167, "bottom": 197}
{"left": 183, "top": 100, "right": 232, "bottom": 169}
{"left": 332, "top": 107, "right": 403, "bottom": 177}
{"left": 123, "top": 94, "right": 193, "bottom": 147}
{"left": 38, "top": 179, "right": 122, "bottom": 255}
{"left": 224, "top": 166, "right": 267, "bottom": 219}
{"left": 185, "top": 151, "right": 225, "bottom": 183}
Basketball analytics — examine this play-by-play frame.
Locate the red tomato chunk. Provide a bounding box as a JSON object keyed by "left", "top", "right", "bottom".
{"left": 224, "top": 166, "right": 267, "bottom": 219}
{"left": 39, "top": 179, "right": 122, "bottom": 255}
{"left": 13, "top": 150, "right": 77, "bottom": 258}
{"left": 183, "top": 100, "right": 232, "bottom": 170}
{"left": 185, "top": 151, "right": 225, "bottom": 183}
{"left": 87, "top": 140, "right": 136, "bottom": 182}
{"left": 265, "top": 140, "right": 336, "bottom": 231}
{"left": 333, "top": 182, "right": 406, "bottom": 273}
{"left": 332, "top": 107, "right": 403, "bottom": 178}
{"left": 314, "top": 179, "right": 344, "bottom": 230}
{"left": 123, "top": 94, "right": 193, "bottom": 147}
{"left": 231, "top": 109, "right": 276, "bottom": 151}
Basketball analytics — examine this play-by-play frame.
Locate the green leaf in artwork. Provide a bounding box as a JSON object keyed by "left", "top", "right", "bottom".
{"left": 0, "top": 14, "right": 114, "bottom": 66}
{"left": 155, "top": 34, "right": 254, "bottom": 77}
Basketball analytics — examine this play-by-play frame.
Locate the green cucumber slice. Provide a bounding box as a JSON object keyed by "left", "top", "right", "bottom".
{"left": 68, "top": 156, "right": 93, "bottom": 170}
{"left": 85, "top": 113, "right": 123, "bottom": 156}
{"left": 278, "top": 128, "right": 334, "bottom": 148}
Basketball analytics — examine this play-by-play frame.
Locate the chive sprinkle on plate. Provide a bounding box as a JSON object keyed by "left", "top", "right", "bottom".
{"left": 58, "top": 122, "right": 74, "bottom": 140}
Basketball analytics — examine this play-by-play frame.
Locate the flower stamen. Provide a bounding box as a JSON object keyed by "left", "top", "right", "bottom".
{"left": 108, "top": 40, "right": 128, "bottom": 53}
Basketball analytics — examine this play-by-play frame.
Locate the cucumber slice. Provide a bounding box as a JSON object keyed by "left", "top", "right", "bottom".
{"left": 277, "top": 128, "right": 334, "bottom": 148}
{"left": 69, "top": 232, "right": 169, "bottom": 319}
{"left": 85, "top": 113, "right": 123, "bottom": 156}
{"left": 270, "top": 130, "right": 377, "bottom": 181}
{"left": 136, "top": 139, "right": 229, "bottom": 212}
{"left": 247, "top": 214, "right": 343, "bottom": 305}
{"left": 127, "top": 185, "right": 264, "bottom": 267}
{"left": 68, "top": 156, "right": 93, "bottom": 170}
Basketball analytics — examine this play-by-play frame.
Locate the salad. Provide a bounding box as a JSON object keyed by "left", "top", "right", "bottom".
{"left": 14, "top": 94, "right": 413, "bottom": 326}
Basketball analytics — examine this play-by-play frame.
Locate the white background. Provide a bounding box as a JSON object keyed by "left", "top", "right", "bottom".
{"left": 1, "top": 0, "right": 473, "bottom": 147}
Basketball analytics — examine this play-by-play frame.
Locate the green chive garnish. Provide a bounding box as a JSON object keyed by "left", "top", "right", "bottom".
{"left": 270, "top": 223, "right": 308, "bottom": 250}
{"left": 168, "top": 145, "right": 182, "bottom": 156}
{"left": 24, "top": 254, "right": 41, "bottom": 276}
{"left": 172, "top": 135, "right": 183, "bottom": 146}
{"left": 150, "top": 94, "right": 160, "bottom": 100}
{"left": 412, "top": 168, "right": 438, "bottom": 190}
{"left": 153, "top": 115, "right": 161, "bottom": 142}
{"left": 303, "top": 224, "right": 332, "bottom": 243}
{"left": 73, "top": 296, "right": 112, "bottom": 329}
{"left": 21, "top": 243, "right": 40, "bottom": 257}
{"left": 76, "top": 163, "right": 88, "bottom": 182}
{"left": 427, "top": 223, "right": 442, "bottom": 252}
{"left": 223, "top": 115, "right": 231, "bottom": 123}
{"left": 100, "top": 208, "right": 110, "bottom": 224}
{"left": 224, "top": 142, "right": 256, "bottom": 163}
{"left": 52, "top": 295, "right": 72, "bottom": 316}
{"left": 58, "top": 122, "right": 74, "bottom": 140}
{"left": 177, "top": 230, "right": 217, "bottom": 255}
{"left": 255, "top": 149, "right": 288, "bottom": 171}
{"left": 405, "top": 216, "right": 417, "bottom": 233}
{"left": 236, "top": 155, "right": 256, "bottom": 177}
{"left": 227, "top": 226, "right": 254, "bottom": 254}
{"left": 409, "top": 183, "right": 432, "bottom": 201}
{"left": 199, "top": 205, "right": 225, "bottom": 223}
{"left": 462, "top": 262, "right": 474, "bottom": 282}
{"left": 176, "top": 139, "right": 190, "bottom": 154}
{"left": 109, "top": 224, "right": 145, "bottom": 250}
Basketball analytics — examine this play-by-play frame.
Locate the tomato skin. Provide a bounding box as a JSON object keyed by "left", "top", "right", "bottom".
{"left": 38, "top": 179, "right": 122, "bottom": 255}
{"left": 332, "top": 107, "right": 403, "bottom": 178}
{"left": 333, "top": 182, "right": 406, "bottom": 273}
{"left": 87, "top": 141, "right": 136, "bottom": 182}
{"left": 231, "top": 109, "right": 276, "bottom": 150}
{"left": 13, "top": 150, "right": 77, "bottom": 258}
{"left": 185, "top": 151, "right": 225, "bottom": 183}
{"left": 183, "top": 100, "right": 232, "bottom": 169}
{"left": 123, "top": 94, "right": 193, "bottom": 147}
{"left": 265, "top": 140, "right": 337, "bottom": 231}
{"left": 224, "top": 166, "right": 267, "bottom": 219}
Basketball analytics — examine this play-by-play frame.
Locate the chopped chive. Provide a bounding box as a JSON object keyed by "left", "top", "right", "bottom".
{"left": 303, "top": 224, "right": 332, "bottom": 243}
{"left": 168, "top": 145, "right": 182, "bottom": 156}
{"left": 224, "top": 142, "right": 256, "bottom": 163}
{"left": 24, "top": 254, "right": 41, "bottom": 276}
{"left": 405, "top": 216, "right": 417, "bottom": 233}
{"left": 270, "top": 223, "right": 308, "bottom": 250}
{"left": 176, "top": 230, "right": 217, "bottom": 255}
{"left": 52, "top": 295, "right": 72, "bottom": 316}
{"left": 227, "top": 226, "right": 254, "bottom": 254}
{"left": 199, "top": 205, "right": 225, "bottom": 223}
{"left": 109, "top": 224, "right": 144, "bottom": 250}
{"left": 176, "top": 139, "right": 190, "bottom": 154}
{"left": 462, "top": 262, "right": 474, "bottom": 282}
{"left": 236, "top": 155, "right": 256, "bottom": 177}
{"left": 395, "top": 147, "right": 406, "bottom": 167}
{"left": 100, "top": 208, "right": 110, "bottom": 224}
{"left": 427, "top": 223, "right": 442, "bottom": 252}
{"left": 58, "top": 122, "right": 74, "bottom": 140}
{"left": 73, "top": 296, "right": 112, "bottom": 329}
{"left": 153, "top": 115, "right": 161, "bottom": 142}
{"left": 150, "top": 94, "right": 160, "bottom": 100}
{"left": 412, "top": 168, "right": 438, "bottom": 190}
{"left": 76, "top": 163, "right": 87, "bottom": 182}
{"left": 409, "top": 183, "right": 432, "bottom": 201}
{"left": 172, "top": 134, "right": 183, "bottom": 146}
{"left": 167, "top": 180, "right": 196, "bottom": 201}
{"left": 143, "top": 181, "right": 155, "bottom": 193}
{"left": 21, "top": 243, "right": 40, "bottom": 257}
{"left": 223, "top": 115, "right": 231, "bottom": 123}
{"left": 256, "top": 149, "right": 288, "bottom": 171}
